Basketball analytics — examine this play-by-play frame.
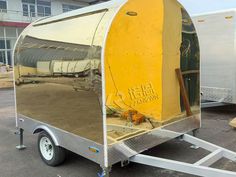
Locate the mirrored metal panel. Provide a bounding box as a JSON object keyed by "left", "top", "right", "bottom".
{"left": 14, "top": 11, "right": 105, "bottom": 145}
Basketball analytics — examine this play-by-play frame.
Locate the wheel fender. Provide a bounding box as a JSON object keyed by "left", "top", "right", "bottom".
{"left": 33, "top": 125, "right": 59, "bottom": 146}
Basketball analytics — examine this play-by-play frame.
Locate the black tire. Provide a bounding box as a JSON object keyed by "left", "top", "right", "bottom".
{"left": 38, "top": 131, "right": 66, "bottom": 166}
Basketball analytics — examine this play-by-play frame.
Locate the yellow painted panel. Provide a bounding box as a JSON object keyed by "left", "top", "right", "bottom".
{"left": 105, "top": 0, "right": 183, "bottom": 122}
{"left": 105, "top": 0, "right": 164, "bottom": 120}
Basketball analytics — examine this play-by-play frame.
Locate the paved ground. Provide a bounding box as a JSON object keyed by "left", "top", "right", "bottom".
{"left": 0, "top": 88, "right": 236, "bottom": 177}
{"left": 0, "top": 71, "right": 13, "bottom": 89}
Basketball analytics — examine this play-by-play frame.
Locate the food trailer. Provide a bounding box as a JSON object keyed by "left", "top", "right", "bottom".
{"left": 13, "top": 0, "right": 236, "bottom": 176}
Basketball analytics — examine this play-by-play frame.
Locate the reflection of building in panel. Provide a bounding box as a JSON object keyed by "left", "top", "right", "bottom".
{"left": 36, "top": 60, "right": 100, "bottom": 76}
{"left": 15, "top": 35, "right": 101, "bottom": 77}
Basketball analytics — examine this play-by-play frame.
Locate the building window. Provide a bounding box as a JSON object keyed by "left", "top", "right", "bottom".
{"left": 0, "top": 0, "right": 7, "bottom": 13}
{"left": 0, "top": 40, "right": 5, "bottom": 49}
{"left": 7, "top": 51, "right": 11, "bottom": 65}
{"left": 0, "top": 39, "right": 11, "bottom": 65}
{"left": 37, "top": 0, "right": 51, "bottom": 17}
{"left": 62, "top": 4, "right": 81, "bottom": 13}
{"left": 0, "top": 51, "right": 5, "bottom": 64}
{"left": 0, "top": 27, "right": 20, "bottom": 66}
{"left": 22, "top": 0, "right": 51, "bottom": 17}
{"left": 22, "top": 0, "right": 36, "bottom": 17}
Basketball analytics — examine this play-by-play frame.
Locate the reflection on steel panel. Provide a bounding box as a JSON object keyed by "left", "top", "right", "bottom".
{"left": 14, "top": 11, "right": 105, "bottom": 145}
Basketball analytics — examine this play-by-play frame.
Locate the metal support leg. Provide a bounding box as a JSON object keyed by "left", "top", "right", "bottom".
{"left": 16, "top": 128, "right": 26, "bottom": 150}
{"left": 121, "top": 160, "right": 130, "bottom": 167}
{"left": 98, "top": 166, "right": 111, "bottom": 177}
{"left": 177, "top": 135, "right": 184, "bottom": 141}
{"left": 190, "top": 129, "right": 200, "bottom": 149}
{"left": 192, "top": 129, "right": 199, "bottom": 137}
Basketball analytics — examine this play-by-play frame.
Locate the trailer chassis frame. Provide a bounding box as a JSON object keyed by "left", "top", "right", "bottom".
{"left": 130, "top": 133, "right": 236, "bottom": 177}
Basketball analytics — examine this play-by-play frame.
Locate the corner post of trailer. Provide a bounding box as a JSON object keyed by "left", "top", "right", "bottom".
{"left": 190, "top": 129, "right": 200, "bottom": 149}
{"left": 99, "top": 166, "right": 111, "bottom": 177}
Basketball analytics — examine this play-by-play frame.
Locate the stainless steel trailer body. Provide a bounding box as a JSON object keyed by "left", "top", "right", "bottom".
{"left": 14, "top": 0, "right": 199, "bottom": 166}
{"left": 193, "top": 9, "right": 236, "bottom": 105}
{"left": 13, "top": 0, "right": 236, "bottom": 176}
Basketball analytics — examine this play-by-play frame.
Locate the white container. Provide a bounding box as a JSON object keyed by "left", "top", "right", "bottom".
{"left": 193, "top": 9, "right": 236, "bottom": 104}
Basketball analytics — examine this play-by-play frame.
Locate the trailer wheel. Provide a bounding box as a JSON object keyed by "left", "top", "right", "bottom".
{"left": 38, "top": 131, "right": 66, "bottom": 166}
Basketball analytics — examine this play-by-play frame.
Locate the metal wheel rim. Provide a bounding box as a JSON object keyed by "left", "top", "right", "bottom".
{"left": 39, "top": 136, "right": 54, "bottom": 161}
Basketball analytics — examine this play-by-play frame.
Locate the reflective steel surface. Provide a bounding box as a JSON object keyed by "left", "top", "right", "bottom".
{"left": 14, "top": 10, "right": 108, "bottom": 145}
{"left": 18, "top": 114, "right": 105, "bottom": 165}
{"left": 14, "top": 0, "right": 200, "bottom": 168}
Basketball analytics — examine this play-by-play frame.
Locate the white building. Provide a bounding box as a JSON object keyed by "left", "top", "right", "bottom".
{"left": 0, "top": 0, "right": 107, "bottom": 66}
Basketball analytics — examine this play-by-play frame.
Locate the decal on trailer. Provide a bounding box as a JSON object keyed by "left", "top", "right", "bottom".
{"left": 88, "top": 146, "right": 100, "bottom": 154}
